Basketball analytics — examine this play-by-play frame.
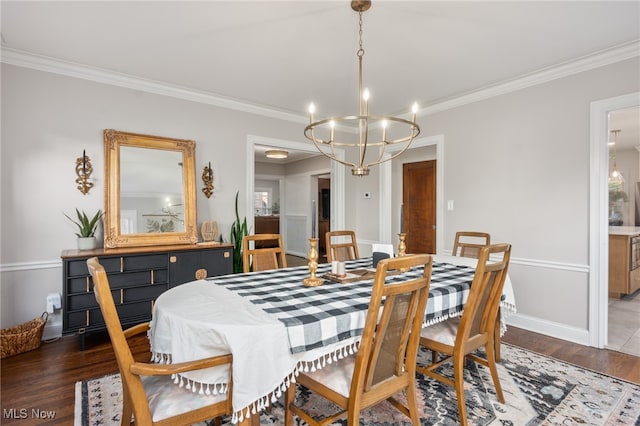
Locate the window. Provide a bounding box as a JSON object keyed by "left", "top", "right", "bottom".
{"left": 254, "top": 190, "right": 270, "bottom": 216}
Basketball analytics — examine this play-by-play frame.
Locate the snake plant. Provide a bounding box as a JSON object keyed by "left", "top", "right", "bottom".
{"left": 64, "top": 209, "right": 103, "bottom": 238}
{"left": 230, "top": 191, "right": 249, "bottom": 273}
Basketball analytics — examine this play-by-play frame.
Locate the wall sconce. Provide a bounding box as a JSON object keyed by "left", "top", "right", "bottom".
{"left": 202, "top": 161, "right": 214, "bottom": 198}
{"left": 75, "top": 149, "right": 94, "bottom": 195}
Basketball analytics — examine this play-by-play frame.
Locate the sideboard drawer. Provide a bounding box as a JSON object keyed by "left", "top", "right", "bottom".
{"left": 66, "top": 300, "right": 155, "bottom": 331}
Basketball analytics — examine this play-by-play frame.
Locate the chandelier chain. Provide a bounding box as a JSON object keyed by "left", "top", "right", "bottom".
{"left": 358, "top": 11, "right": 364, "bottom": 57}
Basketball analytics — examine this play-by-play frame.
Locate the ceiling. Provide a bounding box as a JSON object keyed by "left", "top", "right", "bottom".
{"left": 2, "top": 1, "right": 639, "bottom": 155}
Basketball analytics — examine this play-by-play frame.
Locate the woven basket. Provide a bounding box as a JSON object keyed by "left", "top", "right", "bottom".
{"left": 1, "top": 313, "right": 48, "bottom": 359}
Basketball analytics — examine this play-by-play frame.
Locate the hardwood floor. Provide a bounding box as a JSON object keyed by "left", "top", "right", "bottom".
{"left": 1, "top": 327, "right": 639, "bottom": 425}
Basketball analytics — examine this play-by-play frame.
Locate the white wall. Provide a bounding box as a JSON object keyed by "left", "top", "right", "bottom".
{"left": 385, "top": 58, "right": 639, "bottom": 341}
{"left": 282, "top": 156, "right": 331, "bottom": 256}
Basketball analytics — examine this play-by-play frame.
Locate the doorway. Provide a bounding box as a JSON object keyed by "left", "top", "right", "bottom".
{"left": 247, "top": 135, "right": 347, "bottom": 258}
{"left": 403, "top": 160, "right": 437, "bottom": 254}
{"left": 317, "top": 176, "right": 331, "bottom": 261}
{"left": 589, "top": 92, "right": 640, "bottom": 350}
{"left": 379, "top": 135, "right": 444, "bottom": 251}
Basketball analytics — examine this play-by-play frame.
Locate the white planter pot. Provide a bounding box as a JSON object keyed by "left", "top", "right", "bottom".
{"left": 77, "top": 237, "right": 97, "bottom": 251}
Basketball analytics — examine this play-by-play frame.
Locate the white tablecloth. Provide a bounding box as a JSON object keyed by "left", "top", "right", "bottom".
{"left": 149, "top": 254, "right": 516, "bottom": 423}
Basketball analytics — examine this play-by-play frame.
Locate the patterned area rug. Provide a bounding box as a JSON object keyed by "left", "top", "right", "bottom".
{"left": 75, "top": 344, "right": 640, "bottom": 425}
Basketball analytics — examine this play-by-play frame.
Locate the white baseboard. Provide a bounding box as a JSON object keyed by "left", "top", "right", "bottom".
{"left": 506, "top": 312, "right": 590, "bottom": 346}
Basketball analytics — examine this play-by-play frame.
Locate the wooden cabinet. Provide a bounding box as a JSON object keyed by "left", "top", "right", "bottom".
{"left": 168, "top": 247, "right": 232, "bottom": 285}
{"left": 61, "top": 243, "right": 233, "bottom": 349}
{"left": 254, "top": 216, "right": 280, "bottom": 248}
{"left": 609, "top": 233, "right": 640, "bottom": 298}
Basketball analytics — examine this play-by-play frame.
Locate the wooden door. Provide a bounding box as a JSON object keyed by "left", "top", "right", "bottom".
{"left": 402, "top": 160, "right": 436, "bottom": 254}
{"left": 318, "top": 178, "right": 331, "bottom": 261}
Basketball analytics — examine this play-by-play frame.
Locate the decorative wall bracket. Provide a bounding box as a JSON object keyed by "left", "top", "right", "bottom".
{"left": 75, "top": 150, "right": 94, "bottom": 195}
{"left": 202, "top": 162, "right": 214, "bottom": 198}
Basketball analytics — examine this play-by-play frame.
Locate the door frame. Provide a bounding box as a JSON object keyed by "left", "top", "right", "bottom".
{"left": 589, "top": 91, "right": 640, "bottom": 348}
{"left": 379, "top": 134, "right": 445, "bottom": 252}
{"left": 246, "top": 135, "right": 346, "bottom": 246}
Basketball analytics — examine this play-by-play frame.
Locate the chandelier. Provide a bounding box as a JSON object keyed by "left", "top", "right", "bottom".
{"left": 304, "top": 0, "right": 420, "bottom": 176}
{"left": 608, "top": 129, "right": 624, "bottom": 186}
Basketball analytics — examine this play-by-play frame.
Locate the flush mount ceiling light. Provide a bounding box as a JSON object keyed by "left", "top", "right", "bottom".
{"left": 304, "top": 0, "right": 420, "bottom": 177}
{"left": 265, "top": 149, "right": 289, "bottom": 159}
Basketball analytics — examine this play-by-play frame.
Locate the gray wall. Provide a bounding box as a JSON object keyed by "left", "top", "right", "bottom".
{"left": 0, "top": 64, "right": 303, "bottom": 328}
{"left": 1, "top": 56, "right": 639, "bottom": 347}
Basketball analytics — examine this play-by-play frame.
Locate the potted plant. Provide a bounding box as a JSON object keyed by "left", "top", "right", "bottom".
{"left": 64, "top": 209, "right": 104, "bottom": 250}
{"left": 229, "top": 191, "right": 249, "bottom": 273}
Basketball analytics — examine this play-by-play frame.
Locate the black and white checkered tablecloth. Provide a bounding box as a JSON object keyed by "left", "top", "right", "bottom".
{"left": 208, "top": 258, "right": 475, "bottom": 353}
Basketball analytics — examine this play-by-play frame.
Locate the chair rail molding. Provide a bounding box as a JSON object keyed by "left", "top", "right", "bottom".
{"left": 0, "top": 260, "right": 62, "bottom": 272}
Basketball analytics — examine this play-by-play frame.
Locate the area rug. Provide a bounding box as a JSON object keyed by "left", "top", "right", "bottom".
{"left": 75, "top": 344, "right": 640, "bottom": 425}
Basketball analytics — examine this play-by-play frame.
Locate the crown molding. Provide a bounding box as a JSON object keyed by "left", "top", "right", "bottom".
{"left": 419, "top": 40, "right": 640, "bottom": 117}
{"left": 0, "top": 47, "right": 306, "bottom": 124}
{"left": 2, "top": 40, "right": 639, "bottom": 122}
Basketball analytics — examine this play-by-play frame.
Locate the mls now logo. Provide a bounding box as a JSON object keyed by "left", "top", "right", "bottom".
{"left": 3, "top": 409, "right": 27, "bottom": 419}
{"left": 3, "top": 408, "right": 56, "bottom": 419}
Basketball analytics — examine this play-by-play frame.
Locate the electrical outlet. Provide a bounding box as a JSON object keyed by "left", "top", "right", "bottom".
{"left": 364, "top": 192, "right": 372, "bottom": 199}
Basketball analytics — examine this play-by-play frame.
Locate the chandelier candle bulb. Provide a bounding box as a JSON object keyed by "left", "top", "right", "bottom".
{"left": 311, "top": 200, "right": 316, "bottom": 238}
{"left": 382, "top": 120, "right": 387, "bottom": 142}
{"left": 308, "top": 103, "right": 315, "bottom": 123}
{"left": 363, "top": 89, "right": 370, "bottom": 115}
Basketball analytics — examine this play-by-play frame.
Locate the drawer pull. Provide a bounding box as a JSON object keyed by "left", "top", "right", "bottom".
{"left": 195, "top": 269, "right": 207, "bottom": 280}
{"left": 86, "top": 276, "right": 90, "bottom": 293}
{"left": 170, "top": 256, "right": 177, "bottom": 263}
{"left": 224, "top": 251, "right": 230, "bottom": 258}
{"left": 120, "top": 289, "right": 124, "bottom": 304}
{"left": 120, "top": 257, "right": 124, "bottom": 273}
{"left": 86, "top": 310, "right": 90, "bottom": 327}
{"left": 151, "top": 269, "right": 155, "bottom": 284}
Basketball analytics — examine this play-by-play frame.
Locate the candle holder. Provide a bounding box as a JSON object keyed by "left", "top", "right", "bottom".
{"left": 202, "top": 162, "right": 214, "bottom": 198}
{"left": 303, "top": 238, "right": 324, "bottom": 287}
{"left": 75, "top": 150, "right": 94, "bottom": 195}
{"left": 398, "top": 233, "right": 409, "bottom": 272}
{"left": 398, "top": 233, "right": 407, "bottom": 257}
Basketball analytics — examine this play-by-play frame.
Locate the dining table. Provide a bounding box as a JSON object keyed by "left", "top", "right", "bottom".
{"left": 149, "top": 254, "right": 517, "bottom": 424}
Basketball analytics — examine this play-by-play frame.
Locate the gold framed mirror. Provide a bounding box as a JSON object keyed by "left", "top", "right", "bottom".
{"left": 104, "top": 129, "right": 198, "bottom": 248}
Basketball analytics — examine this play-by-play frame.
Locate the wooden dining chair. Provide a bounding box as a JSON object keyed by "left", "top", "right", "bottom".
{"left": 453, "top": 231, "right": 504, "bottom": 362}
{"left": 452, "top": 231, "right": 491, "bottom": 258}
{"left": 284, "top": 254, "right": 433, "bottom": 426}
{"left": 417, "top": 243, "right": 511, "bottom": 426}
{"left": 86, "top": 257, "right": 233, "bottom": 426}
{"left": 242, "top": 233, "right": 287, "bottom": 273}
{"left": 325, "top": 230, "right": 360, "bottom": 262}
